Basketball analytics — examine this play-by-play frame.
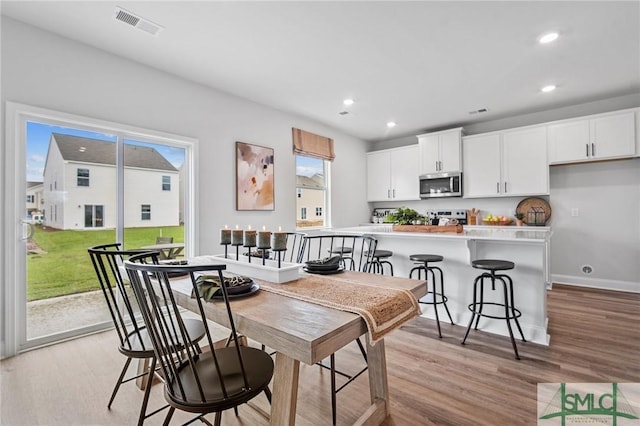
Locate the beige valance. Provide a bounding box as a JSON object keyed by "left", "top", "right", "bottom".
{"left": 292, "top": 128, "right": 335, "bottom": 161}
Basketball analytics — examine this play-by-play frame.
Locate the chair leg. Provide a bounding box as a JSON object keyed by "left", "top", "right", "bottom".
{"left": 108, "top": 357, "right": 132, "bottom": 408}
{"left": 330, "top": 353, "right": 337, "bottom": 426}
{"left": 498, "top": 276, "right": 520, "bottom": 360}
{"left": 137, "top": 356, "right": 157, "bottom": 426}
{"left": 474, "top": 275, "right": 486, "bottom": 330}
{"left": 264, "top": 387, "right": 272, "bottom": 404}
{"left": 214, "top": 411, "right": 222, "bottom": 426}
{"left": 503, "top": 274, "right": 526, "bottom": 342}
{"left": 427, "top": 268, "right": 442, "bottom": 338}
{"left": 462, "top": 274, "right": 482, "bottom": 345}
{"left": 163, "top": 407, "right": 175, "bottom": 426}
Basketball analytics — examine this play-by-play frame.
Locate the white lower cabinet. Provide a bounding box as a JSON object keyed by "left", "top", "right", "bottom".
{"left": 463, "top": 126, "right": 548, "bottom": 198}
{"left": 367, "top": 145, "right": 420, "bottom": 201}
{"left": 548, "top": 111, "right": 635, "bottom": 164}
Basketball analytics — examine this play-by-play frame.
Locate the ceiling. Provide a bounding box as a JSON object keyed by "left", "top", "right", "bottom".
{"left": 2, "top": 1, "right": 639, "bottom": 142}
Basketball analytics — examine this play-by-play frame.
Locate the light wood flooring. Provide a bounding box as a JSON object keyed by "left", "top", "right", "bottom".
{"left": 1, "top": 284, "right": 639, "bottom": 425}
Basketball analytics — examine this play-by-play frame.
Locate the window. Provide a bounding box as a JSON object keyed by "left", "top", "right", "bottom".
{"left": 162, "top": 175, "right": 171, "bottom": 191}
{"left": 141, "top": 204, "right": 151, "bottom": 221}
{"left": 296, "top": 155, "right": 328, "bottom": 228}
{"left": 26, "top": 195, "right": 34, "bottom": 203}
{"left": 77, "top": 168, "right": 89, "bottom": 187}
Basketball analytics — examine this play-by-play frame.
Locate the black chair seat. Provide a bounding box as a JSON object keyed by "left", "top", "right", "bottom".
{"left": 409, "top": 254, "right": 443, "bottom": 263}
{"left": 472, "top": 259, "right": 514, "bottom": 271}
{"left": 120, "top": 319, "right": 206, "bottom": 357}
{"left": 166, "top": 347, "right": 274, "bottom": 413}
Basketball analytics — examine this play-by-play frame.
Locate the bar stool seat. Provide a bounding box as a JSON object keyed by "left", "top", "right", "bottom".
{"left": 409, "top": 254, "right": 453, "bottom": 337}
{"left": 462, "top": 259, "right": 526, "bottom": 359}
{"left": 328, "top": 246, "right": 354, "bottom": 270}
{"left": 365, "top": 250, "right": 394, "bottom": 276}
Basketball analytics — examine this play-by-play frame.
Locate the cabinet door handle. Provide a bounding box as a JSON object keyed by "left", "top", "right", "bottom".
{"left": 388, "top": 189, "right": 391, "bottom": 199}
{"left": 504, "top": 182, "right": 507, "bottom": 193}
{"left": 435, "top": 161, "right": 439, "bottom": 171}
{"left": 497, "top": 182, "right": 500, "bottom": 194}
{"left": 592, "top": 143, "right": 595, "bottom": 157}
{"left": 392, "top": 189, "right": 396, "bottom": 198}
{"left": 586, "top": 143, "right": 589, "bottom": 157}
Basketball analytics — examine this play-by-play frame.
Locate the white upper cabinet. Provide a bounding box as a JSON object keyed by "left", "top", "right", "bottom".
{"left": 367, "top": 145, "right": 420, "bottom": 202}
{"left": 548, "top": 110, "right": 635, "bottom": 164}
{"left": 463, "top": 126, "right": 548, "bottom": 198}
{"left": 417, "top": 128, "right": 462, "bottom": 174}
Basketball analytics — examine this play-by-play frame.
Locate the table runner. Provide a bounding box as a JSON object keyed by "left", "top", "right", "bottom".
{"left": 259, "top": 274, "right": 420, "bottom": 344}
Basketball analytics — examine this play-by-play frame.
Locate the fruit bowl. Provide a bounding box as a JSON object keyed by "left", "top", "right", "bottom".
{"left": 482, "top": 219, "right": 513, "bottom": 226}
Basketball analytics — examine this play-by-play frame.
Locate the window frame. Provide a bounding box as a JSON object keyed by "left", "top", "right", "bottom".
{"left": 77, "top": 167, "right": 90, "bottom": 187}
{"left": 141, "top": 204, "right": 151, "bottom": 221}
{"left": 295, "top": 154, "right": 330, "bottom": 229}
{"left": 162, "top": 175, "right": 171, "bottom": 191}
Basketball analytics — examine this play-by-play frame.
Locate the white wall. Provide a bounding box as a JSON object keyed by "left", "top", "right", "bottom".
{"left": 549, "top": 158, "right": 640, "bottom": 292}
{"left": 1, "top": 17, "right": 370, "bottom": 255}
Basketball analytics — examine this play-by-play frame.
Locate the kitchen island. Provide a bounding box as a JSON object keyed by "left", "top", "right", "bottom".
{"left": 329, "top": 224, "right": 552, "bottom": 345}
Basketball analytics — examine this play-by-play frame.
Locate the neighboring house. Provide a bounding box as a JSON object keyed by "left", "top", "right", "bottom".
{"left": 296, "top": 174, "right": 325, "bottom": 225}
{"left": 42, "top": 133, "right": 180, "bottom": 230}
{"left": 26, "top": 181, "right": 43, "bottom": 218}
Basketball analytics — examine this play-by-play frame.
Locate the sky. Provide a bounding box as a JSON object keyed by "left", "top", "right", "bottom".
{"left": 296, "top": 155, "right": 324, "bottom": 177}
{"left": 26, "top": 121, "right": 186, "bottom": 182}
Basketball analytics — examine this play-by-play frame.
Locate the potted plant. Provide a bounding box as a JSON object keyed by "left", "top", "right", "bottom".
{"left": 515, "top": 213, "right": 525, "bottom": 226}
{"left": 384, "top": 207, "right": 425, "bottom": 225}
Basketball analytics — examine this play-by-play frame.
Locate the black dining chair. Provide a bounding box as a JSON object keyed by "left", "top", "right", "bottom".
{"left": 300, "top": 234, "right": 378, "bottom": 425}
{"left": 124, "top": 253, "right": 274, "bottom": 426}
{"left": 88, "top": 243, "right": 206, "bottom": 426}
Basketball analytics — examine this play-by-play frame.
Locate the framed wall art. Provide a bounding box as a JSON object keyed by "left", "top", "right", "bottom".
{"left": 236, "top": 141, "right": 275, "bottom": 211}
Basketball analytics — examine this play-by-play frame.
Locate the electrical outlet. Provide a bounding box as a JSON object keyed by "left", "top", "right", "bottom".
{"left": 571, "top": 208, "right": 579, "bottom": 217}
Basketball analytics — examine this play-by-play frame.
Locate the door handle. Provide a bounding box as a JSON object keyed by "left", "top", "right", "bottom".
{"left": 497, "top": 182, "right": 500, "bottom": 194}
{"left": 388, "top": 189, "right": 391, "bottom": 199}
{"left": 392, "top": 189, "right": 396, "bottom": 198}
{"left": 504, "top": 182, "right": 507, "bottom": 193}
{"left": 592, "top": 143, "right": 595, "bottom": 157}
{"left": 20, "top": 220, "right": 34, "bottom": 241}
{"left": 586, "top": 143, "right": 589, "bottom": 157}
{"left": 435, "top": 161, "right": 439, "bottom": 171}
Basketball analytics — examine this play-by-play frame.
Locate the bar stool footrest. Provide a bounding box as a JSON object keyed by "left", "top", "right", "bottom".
{"left": 467, "top": 302, "right": 522, "bottom": 320}
{"left": 419, "top": 292, "right": 448, "bottom": 305}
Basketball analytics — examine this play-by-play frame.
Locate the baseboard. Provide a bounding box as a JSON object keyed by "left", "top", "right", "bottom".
{"left": 551, "top": 274, "right": 640, "bottom": 293}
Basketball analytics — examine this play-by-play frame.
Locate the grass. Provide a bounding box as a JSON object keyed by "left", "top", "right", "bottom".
{"left": 27, "top": 225, "right": 184, "bottom": 301}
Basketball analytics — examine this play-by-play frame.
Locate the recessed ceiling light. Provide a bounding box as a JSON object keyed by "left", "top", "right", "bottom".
{"left": 386, "top": 122, "right": 396, "bottom": 128}
{"left": 343, "top": 99, "right": 354, "bottom": 106}
{"left": 539, "top": 32, "right": 559, "bottom": 44}
{"left": 541, "top": 85, "right": 556, "bottom": 93}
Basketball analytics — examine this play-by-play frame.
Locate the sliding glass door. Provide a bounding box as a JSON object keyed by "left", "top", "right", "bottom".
{"left": 4, "top": 103, "right": 195, "bottom": 355}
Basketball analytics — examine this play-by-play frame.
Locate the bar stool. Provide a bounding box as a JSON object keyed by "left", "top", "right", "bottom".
{"left": 328, "top": 246, "right": 355, "bottom": 270}
{"left": 366, "top": 249, "right": 394, "bottom": 275}
{"left": 461, "top": 259, "right": 526, "bottom": 359}
{"left": 409, "top": 254, "right": 454, "bottom": 338}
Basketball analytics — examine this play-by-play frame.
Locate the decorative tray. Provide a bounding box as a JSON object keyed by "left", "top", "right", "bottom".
{"left": 516, "top": 197, "right": 551, "bottom": 225}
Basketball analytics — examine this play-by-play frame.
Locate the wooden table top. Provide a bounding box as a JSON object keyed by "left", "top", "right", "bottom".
{"left": 170, "top": 270, "right": 427, "bottom": 365}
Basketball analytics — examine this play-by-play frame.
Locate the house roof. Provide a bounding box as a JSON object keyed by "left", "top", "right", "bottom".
{"left": 297, "top": 174, "right": 324, "bottom": 189}
{"left": 52, "top": 133, "right": 177, "bottom": 172}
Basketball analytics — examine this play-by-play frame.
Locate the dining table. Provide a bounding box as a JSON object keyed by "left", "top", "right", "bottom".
{"left": 163, "top": 262, "right": 427, "bottom": 425}
{"left": 140, "top": 242, "right": 185, "bottom": 260}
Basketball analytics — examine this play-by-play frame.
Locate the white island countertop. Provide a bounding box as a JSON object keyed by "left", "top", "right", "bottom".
{"left": 327, "top": 223, "right": 552, "bottom": 345}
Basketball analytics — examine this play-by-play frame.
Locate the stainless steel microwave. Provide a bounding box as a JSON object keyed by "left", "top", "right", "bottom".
{"left": 419, "top": 172, "right": 462, "bottom": 198}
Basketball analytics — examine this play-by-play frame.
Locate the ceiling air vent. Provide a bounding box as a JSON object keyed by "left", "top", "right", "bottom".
{"left": 113, "top": 7, "right": 163, "bottom": 36}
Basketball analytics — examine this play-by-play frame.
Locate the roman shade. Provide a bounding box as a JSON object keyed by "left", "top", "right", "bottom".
{"left": 292, "top": 128, "right": 335, "bottom": 161}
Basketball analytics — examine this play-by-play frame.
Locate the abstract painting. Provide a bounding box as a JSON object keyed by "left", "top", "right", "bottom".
{"left": 236, "top": 141, "right": 275, "bottom": 210}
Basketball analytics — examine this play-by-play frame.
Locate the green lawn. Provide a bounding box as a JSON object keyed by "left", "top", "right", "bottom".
{"left": 27, "top": 226, "right": 184, "bottom": 301}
